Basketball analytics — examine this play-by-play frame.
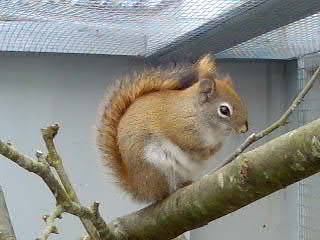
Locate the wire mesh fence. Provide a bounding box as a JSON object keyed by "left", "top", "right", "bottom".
{"left": 297, "top": 52, "right": 320, "bottom": 240}
{"left": 216, "top": 11, "right": 320, "bottom": 60}
{"left": 0, "top": 0, "right": 267, "bottom": 56}
{"left": 0, "top": 1, "right": 319, "bottom": 59}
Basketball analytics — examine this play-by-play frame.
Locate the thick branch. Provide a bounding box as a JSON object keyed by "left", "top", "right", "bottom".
{"left": 108, "top": 118, "right": 320, "bottom": 240}
{"left": 0, "top": 186, "right": 16, "bottom": 240}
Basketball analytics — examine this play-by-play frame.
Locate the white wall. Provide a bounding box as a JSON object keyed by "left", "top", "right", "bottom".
{"left": 0, "top": 54, "right": 298, "bottom": 240}
{"left": 0, "top": 53, "right": 144, "bottom": 240}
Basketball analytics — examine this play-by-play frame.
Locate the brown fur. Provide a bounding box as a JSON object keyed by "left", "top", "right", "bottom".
{"left": 97, "top": 66, "right": 194, "bottom": 197}
{"left": 97, "top": 55, "right": 247, "bottom": 202}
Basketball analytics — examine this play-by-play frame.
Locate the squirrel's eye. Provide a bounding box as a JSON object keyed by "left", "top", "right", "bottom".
{"left": 218, "top": 105, "right": 231, "bottom": 118}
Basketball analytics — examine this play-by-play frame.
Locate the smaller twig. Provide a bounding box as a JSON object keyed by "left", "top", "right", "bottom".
{"left": 37, "top": 205, "right": 63, "bottom": 240}
{"left": 58, "top": 201, "right": 118, "bottom": 240}
{"left": 210, "top": 66, "right": 320, "bottom": 173}
{"left": 40, "top": 124, "right": 59, "bottom": 168}
{"left": 36, "top": 150, "right": 48, "bottom": 165}
{"left": 6, "top": 142, "right": 15, "bottom": 149}
{"left": 0, "top": 140, "right": 71, "bottom": 203}
{"left": 42, "top": 215, "right": 49, "bottom": 222}
{"left": 90, "top": 202, "right": 111, "bottom": 239}
{"left": 41, "top": 124, "right": 101, "bottom": 240}
{"left": 91, "top": 202, "right": 100, "bottom": 219}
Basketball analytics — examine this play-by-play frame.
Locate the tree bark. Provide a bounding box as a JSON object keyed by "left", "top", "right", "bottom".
{"left": 0, "top": 186, "right": 16, "bottom": 240}
{"left": 108, "top": 118, "right": 320, "bottom": 240}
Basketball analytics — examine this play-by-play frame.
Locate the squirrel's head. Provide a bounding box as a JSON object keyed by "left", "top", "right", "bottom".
{"left": 195, "top": 55, "right": 248, "bottom": 135}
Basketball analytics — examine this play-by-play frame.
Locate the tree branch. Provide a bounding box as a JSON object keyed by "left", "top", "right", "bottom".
{"left": 212, "top": 66, "right": 320, "bottom": 172}
{"left": 62, "top": 201, "right": 119, "bottom": 240}
{"left": 2, "top": 116, "right": 320, "bottom": 239}
{"left": 37, "top": 205, "right": 63, "bottom": 240}
{"left": 1, "top": 119, "right": 320, "bottom": 239}
{"left": 0, "top": 140, "right": 70, "bottom": 203}
{"left": 0, "top": 136, "right": 116, "bottom": 240}
{"left": 106, "top": 118, "right": 320, "bottom": 240}
{"left": 41, "top": 124, "right": 100, "bottom": 240}
{"left": 0, "top": 186, "right": 16, "bottom": 240}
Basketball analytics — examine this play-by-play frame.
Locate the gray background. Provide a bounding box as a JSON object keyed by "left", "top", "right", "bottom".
{"left": 0, "top": 54, "right": 300, "bottom": 240}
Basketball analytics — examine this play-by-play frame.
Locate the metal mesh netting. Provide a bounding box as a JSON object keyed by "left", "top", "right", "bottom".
{"left": 216, "top": 11, "right": 320, "bottom": 60}
{"left": 0, "top": 0, "right": 266, "bottom": 56}
{"left": 297, "top": 53, "right": 320, "bottom": 240}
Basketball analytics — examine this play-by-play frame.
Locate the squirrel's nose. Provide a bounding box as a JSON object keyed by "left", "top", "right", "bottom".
{"left": 239, "top": 121, "right": 248, "bottom": 133}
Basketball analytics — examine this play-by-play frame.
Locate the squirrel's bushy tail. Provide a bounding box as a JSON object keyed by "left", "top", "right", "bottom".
{"left": 96, "top": 67, "right": 193, "bottom": 192}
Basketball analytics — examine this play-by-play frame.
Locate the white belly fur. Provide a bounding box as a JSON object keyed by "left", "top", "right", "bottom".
{"left": 144, "top": 138, "right": 210, "bottom": 192}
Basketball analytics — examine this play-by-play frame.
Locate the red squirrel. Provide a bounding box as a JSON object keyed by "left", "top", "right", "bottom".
{"left": 97, "top": 55, "right": 248, "bottom": 203}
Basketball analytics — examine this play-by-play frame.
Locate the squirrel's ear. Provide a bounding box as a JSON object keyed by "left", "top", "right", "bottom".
{"left": 198, "top": 79, "right": 216, "bottom": 103}
{"left": 196, "top": 54, "right": 216, "bottom": 79}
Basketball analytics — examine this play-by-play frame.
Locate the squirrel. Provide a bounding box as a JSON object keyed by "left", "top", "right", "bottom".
{"left": 97, "top": 55, "right": 248, "bottom": 203}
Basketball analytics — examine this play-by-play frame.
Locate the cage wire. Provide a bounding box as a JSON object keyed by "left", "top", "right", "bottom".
{"left": 1, "top": 1, "right": 320, "bottom": 240}
{"left": 216, "top": 11, "right": 320, "bottom": 60}
{"left": 297, "top": 52, "right": 320, "bottom": 240}
{"left": 0, "top": 0, "right": 267, "bottom": 56}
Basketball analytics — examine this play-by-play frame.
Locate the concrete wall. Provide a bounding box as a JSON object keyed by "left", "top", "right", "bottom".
{"left": 0, "top": 54, "right": 298, "bottom": 240}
